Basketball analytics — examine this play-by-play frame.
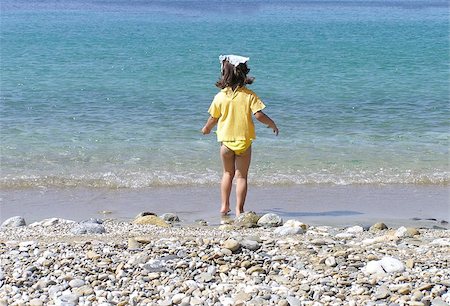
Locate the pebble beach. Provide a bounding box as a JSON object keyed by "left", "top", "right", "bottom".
{"left": 1, "top": 213, "right": 449, "bottom": 306}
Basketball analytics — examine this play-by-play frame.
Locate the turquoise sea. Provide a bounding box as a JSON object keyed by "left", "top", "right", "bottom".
{"left": 1, "top": 0, "right": 449, "bottom": 188}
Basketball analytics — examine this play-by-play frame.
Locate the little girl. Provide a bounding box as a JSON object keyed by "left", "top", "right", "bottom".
{"left": 202, "top": 54, "right": 278, "bottom": 216}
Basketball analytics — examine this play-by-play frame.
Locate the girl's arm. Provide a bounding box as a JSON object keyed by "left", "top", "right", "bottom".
{"left": 202, "top": 116, "right": 219, "bottom": 135}
{"left": 254, "top": 111, "right": 279, "bottom": 136}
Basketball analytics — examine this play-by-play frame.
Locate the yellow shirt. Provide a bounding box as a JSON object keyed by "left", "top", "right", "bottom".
{"left": 208, "top": 86, "right": 266, "bottom": 142}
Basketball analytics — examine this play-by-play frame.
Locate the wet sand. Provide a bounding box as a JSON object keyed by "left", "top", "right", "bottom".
{"left": 1, "top": 185, "right": 449, "bottom": 228}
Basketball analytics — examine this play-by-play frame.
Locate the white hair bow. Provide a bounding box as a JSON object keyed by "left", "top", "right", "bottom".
{"left": 219, "top": 54, "right": 249, "bottom": 72}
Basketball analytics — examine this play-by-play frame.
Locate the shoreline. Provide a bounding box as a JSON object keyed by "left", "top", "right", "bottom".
{"left": 1, "top": 185, "right": 449, "bottom": 228}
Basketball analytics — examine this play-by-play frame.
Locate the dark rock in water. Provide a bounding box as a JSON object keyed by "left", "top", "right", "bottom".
{"left": 411, "top": 217, "right": 421, "bottom": 221}
{"left": 71, "top": 222, "right": 106, "bottom": 235}
{"left": 195, "top": 219, "right": 208, "bottom": 226}
{"left": 1, "top": 216, "right": 26, "bottom": 228}
{"left": 160, "top": 213, "right": 180, "bottom": 222}
{"left": 425, "top": 218, "right": 438, "bottom": 221}
{"left": 433, "top": 225, "right": 447, "bottom": 230}
{"left": 440, "top": 220, "right": 449, "bottom": 225}
{"left": 135, "top": 212, "right": 157, "bottom": 218}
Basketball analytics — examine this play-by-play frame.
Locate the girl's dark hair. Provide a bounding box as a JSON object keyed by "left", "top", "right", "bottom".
{"left": 215, "top": 60, "right": 254, "bottom": 89}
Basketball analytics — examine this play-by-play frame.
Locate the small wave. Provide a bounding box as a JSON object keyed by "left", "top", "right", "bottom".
{"left": 0, "top": 169, "right": 448, "bottom": 189}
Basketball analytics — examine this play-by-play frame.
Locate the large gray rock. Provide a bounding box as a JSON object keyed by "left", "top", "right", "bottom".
{"left": 1, "top": 216, "right": 26, "bottom": 228}
{"left": 71, "top": 221, "right": 106, "bottom": 235}
{"left": 257, "top": 213, "right": 283, "bottom": 227}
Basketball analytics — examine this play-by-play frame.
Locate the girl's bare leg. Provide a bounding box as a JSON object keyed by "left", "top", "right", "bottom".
{"left": 235, "top": 146, "right": 252, "bottom": 216}
{"left": 220, "top": 145, "right": 235, "bottom": 215}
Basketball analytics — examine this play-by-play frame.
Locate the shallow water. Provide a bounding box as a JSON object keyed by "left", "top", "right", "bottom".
{"left": 1, "top": 0, "right": 449, "bottom": 188}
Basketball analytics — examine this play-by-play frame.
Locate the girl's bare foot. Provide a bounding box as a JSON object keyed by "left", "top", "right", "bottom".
{"left": 235, "top": 209, "right": 244, "bottom": 217}
{"left": 220, "top": 208, "right": 231, "bottom": 216}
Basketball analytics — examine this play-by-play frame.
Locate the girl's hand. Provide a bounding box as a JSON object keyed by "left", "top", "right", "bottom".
{"left": 202, "top": 126, "right": 211, "bottom": 135}
{"left": 271, "top": 125, "right": 279, "bottom": 136}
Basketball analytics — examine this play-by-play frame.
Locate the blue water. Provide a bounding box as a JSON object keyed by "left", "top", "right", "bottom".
{"left": 1, "top": 0, "right": 449, "bottom": 188}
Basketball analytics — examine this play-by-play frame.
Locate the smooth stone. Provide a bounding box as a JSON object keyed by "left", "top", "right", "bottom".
{"left": 370, "top": 222, "right": 388, "bottom": 231}
{"left": 68, "top": 279, "right": 85, "bottom": 288}
{"left": 417, "top": 284, "right": 433, "bottom": 291}
{"left": 223, "top": 239, "right": 240, "bottom": 252}
{"left": 395, "top": 226, "right": 419, "bottom": 238}
{"left": 346, "top": 225, "right": 364, "bottom": 234}
{"left": 29, "top": 299, "right": 43, "bottom": 306}
{"left": 431, "top": 238, "right": 450, "bottom": 247}
{"left": 160, "top": 213, "right": 180, "bottom": 222}
{"left": 1, "top": 216, "right": 26, "bottom": 227}
{"left": 234, "top": 291, "right": 252, "bottom": 302}
{"left": 257, "top": 213, "right": 283, "bottom": 227}
{"left": 71, "top": 223, "right": 106, "bottom": 235}
{"left": 325, "top": 256, "right": 337, "bottom": 267}
{"left": 196, "top": 273, "right": 213, "bottom": 283}
{"left": 274, "top": 227, "right": 304, "bottom": 236}
{"left": 286, "top": 296, "right": 301, "bottom": 306}
{"left": 283, "top": 219, "right": 309, "bottom": 230}
{"left": 55, "top": 292, "right": 80, "bottom": 305}
{"left": 127, "top": 238, "right": 142, "bottom": 250}
{"left": 86, "top": 251, "right": 101, "bottom": 260}
{"left": 405, "top": 259, "right": 415, "bottom": 269}
{"left": 247, "top": 266, "right": 264, "bottom": 274}
{"left": 431, "top": 298, "right": 448, "bottom": 306}
{"left": 278, "top": 300, "right": 289, "bottom": 306}
{"left": 133, "top": 215, "right": 170, "bottom": 227}
{"left": 80, "top": 218, "right": 103, "bottom": 224}
{"left": 374, "top": 285, "right": 391, "bottom": 300}
{"left": 171, "top": 293, "right": 186, "bottom": 304}
{"left": 240, "top": 239, "right": 260, "bottom": 251}
{"left": 363, "top": 260, "right": 386, "bottom": 275}
{"left": 380, "top": 256, "right": 405, "bottom": 273}
{"left": 234, "top": 211, "right": 260, "bottom": 228}
{"left": 335, "top": 233, "right": 355, "bottom": 239}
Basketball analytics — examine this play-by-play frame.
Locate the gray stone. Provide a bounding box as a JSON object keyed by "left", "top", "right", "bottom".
{"left": 71, "top": 222, "right": 106, "bottom": 235}
{"left": 240, "top": 239, "right": 261, "bottom": 251}
{"left": 68, "top": 279, "right": 85, "bottom": 288}
{"left": 55, "top": 291, "right": 80, "bottom": 306}
{"left": 274, "top": 226, "right": 304, "bottom": 236}
{"left": 161, "top": 213, "right": 180, "bottom": 222}
{"left": 29, "top": 299, "right": 44, "bottom": 306}
{"left": 257, "top": 213, "right": 283, "bottom": 227}
{"left": 1, "top": 216, "right": 26, "bottom": 227}
{"left": 80, "top": 218, "right": 103, "bottom": 224}
{"left": 431, "top": 298, "right": 449, "bottom": 306}
{"left": 374, "top": 285, "right": 391, "bottom": 300}
{"left": 286, "top": 296, "right": 301, "bottom": 306}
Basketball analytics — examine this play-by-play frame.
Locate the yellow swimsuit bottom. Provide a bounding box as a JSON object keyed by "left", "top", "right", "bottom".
{"left": 222, "top": 139, "right": 252, "bottom": 155}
